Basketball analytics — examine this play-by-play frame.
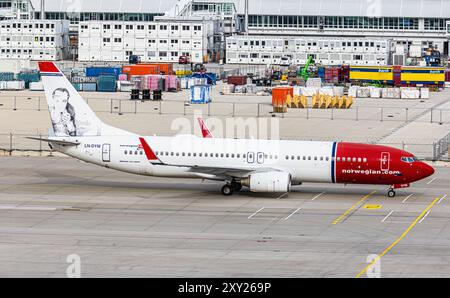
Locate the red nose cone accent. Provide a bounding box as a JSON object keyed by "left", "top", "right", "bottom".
{"left": 421, "top": 163, "right": 435, "bottom": 179}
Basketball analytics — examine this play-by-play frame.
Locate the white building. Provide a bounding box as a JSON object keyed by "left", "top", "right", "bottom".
{"left": 0, "top": 19, "right": 69, "bottom": 60}
{"left": 78, "top": 19, "right": 216, "bottom": 63}
{"left": 226, "top": 36, "right": 391, "bottom": 66}
{"left": 0, "top": 0, "right": 449, "bottom": 65}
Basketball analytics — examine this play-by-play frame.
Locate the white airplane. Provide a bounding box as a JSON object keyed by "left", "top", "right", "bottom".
{"left": 31, "top": 62, "right": 434, "bottom": 197}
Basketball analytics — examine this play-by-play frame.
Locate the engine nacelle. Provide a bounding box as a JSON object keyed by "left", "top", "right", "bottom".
{"left": 241, "top": 171, "right": 291, "bottom": 193}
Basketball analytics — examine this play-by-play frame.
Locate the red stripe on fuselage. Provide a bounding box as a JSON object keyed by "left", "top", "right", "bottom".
{"left": 335, "top": 142, "right": 419, "bottom": 185}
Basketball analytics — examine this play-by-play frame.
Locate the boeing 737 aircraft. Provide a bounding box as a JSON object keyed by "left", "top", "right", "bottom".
{"left": 31, "top": 62, "right": 435, "bottom": 197}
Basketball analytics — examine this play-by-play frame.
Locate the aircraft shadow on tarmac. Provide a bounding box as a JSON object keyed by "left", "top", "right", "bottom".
{"left": 34, "top": 169, "right": 389, "bottom": 199}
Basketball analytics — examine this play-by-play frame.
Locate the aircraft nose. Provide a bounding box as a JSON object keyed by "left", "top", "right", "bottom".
{"left": 420, "top": 162, "right": 435, "bottom": 179}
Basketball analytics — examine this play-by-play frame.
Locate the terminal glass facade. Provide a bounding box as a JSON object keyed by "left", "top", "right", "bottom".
{"left": 247, "top": 15, "right": 449, "bottom": 32}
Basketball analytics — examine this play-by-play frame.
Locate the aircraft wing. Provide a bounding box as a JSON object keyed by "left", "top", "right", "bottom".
{"left": 26, "top": 137, "right": 80, "bottom": 146}
{"left": 186, "top": 166, "right": 282, "bottom": 180}
{"left": 138, "top": 136, "right": 286, "bottom": 180}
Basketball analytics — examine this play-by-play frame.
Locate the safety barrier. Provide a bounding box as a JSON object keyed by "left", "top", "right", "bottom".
{"left": 1, "top": 95, "right": 450, "bottom": 124}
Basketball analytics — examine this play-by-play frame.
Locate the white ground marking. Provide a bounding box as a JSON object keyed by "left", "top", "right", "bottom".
{"left": 311, "top": 192, "right": 325, "bottom": 201}
{"left": 418, "top": 211, "right": 431, "bottom": 224}
{"left": 276, "top": 193, "right": 288, "bottom": 200}
{"left": 402, "top": 194, "right": 414, "bottom": 204}
{"left": 437, "top": 194, "right": 447, "bottom": 205}
{"left": 248, "top": 207, "right": 265, "bottom": 219}
{"left": 427, "top": 177, "right": 437, "bottom": 185}
{"left": 381, "top": 210, "right": 395, "bottom": 223}
{"left": 0, "top": 205, "right": 61, "bottom": 211}
{"left": 284, "top": 208, "right": 302, "bottom": 221}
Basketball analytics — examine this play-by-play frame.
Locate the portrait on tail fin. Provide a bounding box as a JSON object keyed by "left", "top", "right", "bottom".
{"left": 50, "top": 88, "right": 76, "bottom": 137}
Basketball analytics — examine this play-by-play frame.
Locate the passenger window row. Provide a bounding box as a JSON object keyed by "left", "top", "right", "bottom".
{"left": 123, "top": 149, "right": 368, "bottom": 164}
{"left": 124, "top": 150, "right": 143, "bottom": 155}
{"left": 153, "top": 151, "right": 279, "bottom": 160}
{"left": 286, "top": 155, "right": 330, "bottom": 162}
{"left": 337, "top": 157, "right": 368, "bottom": 163}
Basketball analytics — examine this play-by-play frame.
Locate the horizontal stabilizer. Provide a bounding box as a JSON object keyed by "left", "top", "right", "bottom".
{"left": 26, "top": 137, "right": 80, "bottom": 146}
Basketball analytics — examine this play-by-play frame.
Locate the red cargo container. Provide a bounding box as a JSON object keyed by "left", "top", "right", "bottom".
{"left": 122, "top": 65, "right": 160, "bottom": 77}
{"left": 393, "top": 65, "right": 402, "bottom": 87}
{"left": 122, "top": 63, "right": 174, "bottom": 77}
{"left": 445, "top": 70, "right": 450, "bottom": 82}
{"left": 227, "top": 75, "right": 247, "bottom": 86}
{"left": 341, "top": 65, "right": 350, "bottom": 83}
{"left": 325, "top": 67, "right": 341, "bottom": 83}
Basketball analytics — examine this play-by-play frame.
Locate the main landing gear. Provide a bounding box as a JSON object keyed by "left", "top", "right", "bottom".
{"left": 221, "top": 180, "right": 242, "bottom": 196}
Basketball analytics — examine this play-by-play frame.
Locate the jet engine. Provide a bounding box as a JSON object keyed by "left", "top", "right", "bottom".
{"left": 241, "top": 172, "right": 291, "bottom": 193}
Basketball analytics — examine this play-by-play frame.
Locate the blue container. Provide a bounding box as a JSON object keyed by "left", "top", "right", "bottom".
{"left": 190, "top": 85, "right": 212, "bottom": 104}
{"left": 82, "top": 83, "right": 97, "bottom": 92}
{"left": 0, "top": 72, "right": 15, "bottom": 81}
{"left": 191, "top": 73, "right": 217, "bottom": 85}
{"left": 86, "top": 67, "right": 122, "bottom": 78}
{"left": 72, "top": 83, "right": 83, "bottom": 91}
{"left": 97, "top": 75, "right": 117, "bottom": 92}
{"left": 18, "top": 71, "right": 40, "bottom": 88}
{"left": 318, "top": 67, "right": 325, "bottom": 80}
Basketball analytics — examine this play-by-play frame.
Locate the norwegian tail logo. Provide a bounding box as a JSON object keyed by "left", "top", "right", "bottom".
{"left": 39, "top": 61, "right": 132, "bottom": 137}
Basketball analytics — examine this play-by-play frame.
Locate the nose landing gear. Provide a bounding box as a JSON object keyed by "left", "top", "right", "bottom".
{"left": 387, "top": 188, "right": 396, "bottom": 198}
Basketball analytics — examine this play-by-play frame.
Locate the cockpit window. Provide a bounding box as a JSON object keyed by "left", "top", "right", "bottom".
{"left": 401, "top": 156, "right": 419, "bottom": 163}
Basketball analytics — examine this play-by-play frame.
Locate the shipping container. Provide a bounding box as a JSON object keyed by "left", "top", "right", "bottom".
{"left": 191, "top": 73, "right": 217, "bottom": 85}
{"left": 445, "top": 70, "right": 450, "bottom": 82}
{"left": 122, "top": 64, "right": 161, "bottom": 77}
{"left": 317, "top": 67, "right": 325, "bottom": 81}
{"left": 82, "top": 83, "right": 97, "bottom": 92}
{"left": 401, "top": 67, "right": 445, "bottom": 86}
{"left": 393, "top": 65, "right": 402, "bottom": 87}
{"left": 97, "top": 75, "right": 117, "bottom": 92}
{"left": 72, "top": 83, "right": 83, "bottom": 91}
{"left": 350, "top": 66, "right": 394, "bottom": 84}
{"left": 0, "top": 72, "right": 15, "bottom": 81}
{"left": 17, "top": 71, "right": 40, "bottom": 89}
{"left": 324, "top": 67, "right": 341, "bottom": 83}
{"left": 86, "top": 67, "right": 122, "bottom": 78}
{"left": 227, "top": 75, "right": 247, "bottom": 86}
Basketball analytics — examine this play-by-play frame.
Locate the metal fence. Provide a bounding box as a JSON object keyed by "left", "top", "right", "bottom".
{"left": 0, "top": 132, "right": 446, "bottom": 161}
{"left": 1, "top": 95, "right": 450, "bottom": 124}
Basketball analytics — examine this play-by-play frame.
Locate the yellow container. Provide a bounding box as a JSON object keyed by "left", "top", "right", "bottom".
{"left": 350, "top": 66, "right": 394, "bottom": 84}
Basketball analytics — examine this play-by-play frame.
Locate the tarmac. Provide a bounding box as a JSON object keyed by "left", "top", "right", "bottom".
{"left": 0, "top": 156, "right": 449, "bottom": 277}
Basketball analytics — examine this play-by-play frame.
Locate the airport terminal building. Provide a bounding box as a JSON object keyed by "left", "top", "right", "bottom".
{"left": 0, "top": 0, "right": 449, "bottom": 64}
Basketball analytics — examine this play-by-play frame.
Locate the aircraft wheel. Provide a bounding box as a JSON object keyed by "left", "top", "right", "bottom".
{"left": 221, "top": 184, "right": 234, "bottom": 196}
{"left": 388, "top": 189, "right": 396, "bottom": 198}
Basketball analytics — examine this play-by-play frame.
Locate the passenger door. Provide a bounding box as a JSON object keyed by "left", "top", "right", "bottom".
{"left": 102, "top": 144, "right": 111, "bottom": 163}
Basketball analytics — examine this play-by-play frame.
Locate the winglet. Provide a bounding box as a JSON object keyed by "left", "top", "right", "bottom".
{"left": 197, "top": 118, "right": 213, "bottom": 138}
{"left": 139, "top": 137, "right": 161, "bottom": 163}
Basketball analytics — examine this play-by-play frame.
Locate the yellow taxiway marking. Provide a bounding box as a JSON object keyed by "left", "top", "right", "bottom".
{"left": 332, "top": 191, "right": 377, "bottom": 225}
{"left": 364, "top": 204, "right": 382, "bottom": 210}
{"left": 355, "top": 197, "right": 440, "bottom": 278}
